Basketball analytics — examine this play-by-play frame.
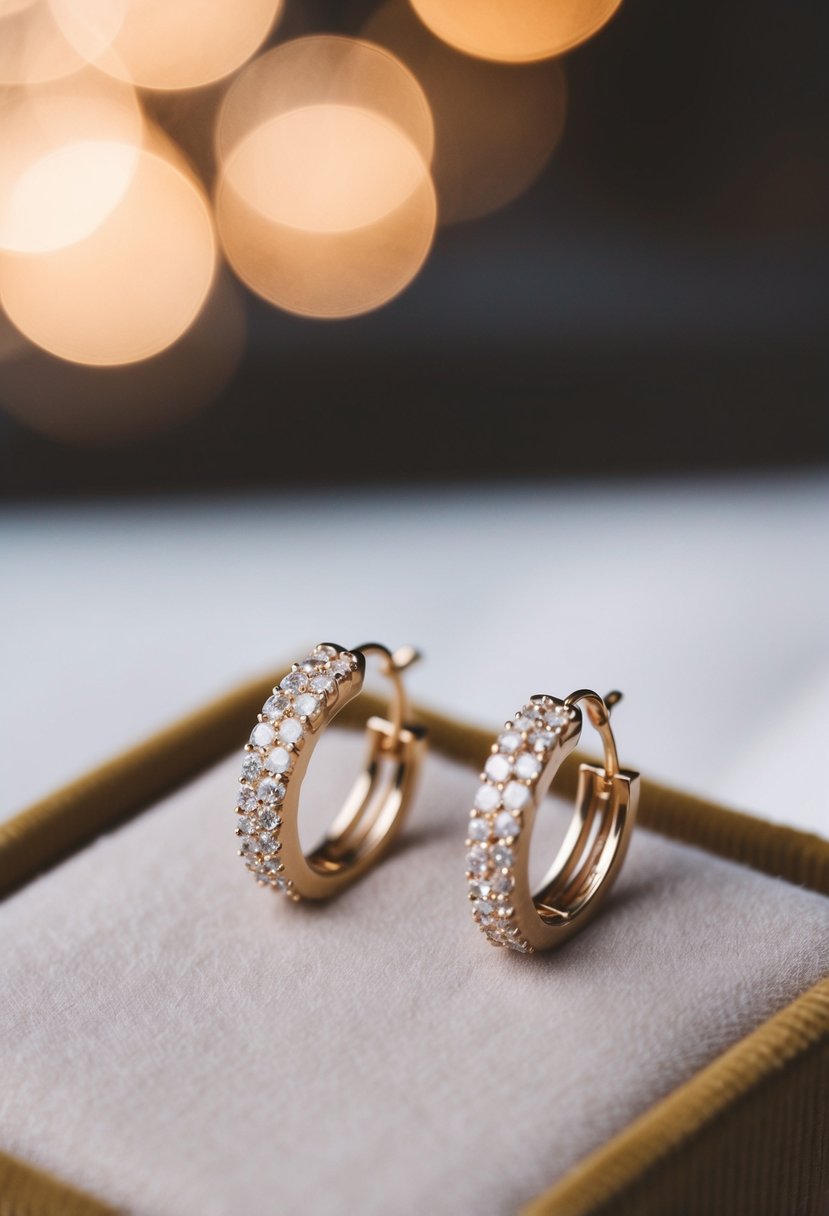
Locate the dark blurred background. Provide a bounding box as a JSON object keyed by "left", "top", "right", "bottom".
{"left": 1, "top": 0, "right": 827, "bottom": 498}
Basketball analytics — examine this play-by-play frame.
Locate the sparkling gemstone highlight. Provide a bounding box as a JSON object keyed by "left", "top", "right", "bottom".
{"left": 485, "top": 753, "right": 512, "bottom": 784}
{"left": 503, "top": 781, "right": 531, "bottom": 811}
{"left": 263, "top": 693, "right": 290, "bottom": 721}
{"left": 280, "top": 671, "right": 308, "bottom": 695}
{"left": 467, "top": 817, "right": 490, "bottom": 842}
{"left": 241, "top": 754, "right": 263, "bottom": 782}
{"left": 474, "top": 784, "right": 500, "bottom": 813}
{"left": 469, "top": 879, "right": 492, "bottom": 900}
{"left": 299, "top": 655, "right": 323, "bottom": 672}
{"left": 491, "top": 843, "right": 514, "bottom": 868}
{"left": 250, "top": 722, "right": 275, "bottom": 749}
{"left": 278, "top": 718, "right": 303, "bottom": 745}
{"left": 495, "top": 811, "right": 521, "bottom": 839}
{"left": 294, "top": 693, "right": 322, "bottom": 718}
{"left": 258, "top": 807, "right": 281, "bottom": 831}
{"left": 498, "top": 731, "right": 522, "bottom": 753}
{"left": 466, "top": 845, "right": 490, "bottom": 874}
{"left": 237, "top": 785, "right": 257, "bottom": 812}
{"left": 266, "top": 747, "right": 292, "bottom": 775}
{"left": 257, "top": 778, "right": 285, "bottom": 805}
{"left": 529, "top": 731, "right": 555, "bottom": 753}
{"left": 515, "top": 753, "right": 541, "bottom": 780}
{"left": 310, "top": 673, "right": 336, "bottom": 697}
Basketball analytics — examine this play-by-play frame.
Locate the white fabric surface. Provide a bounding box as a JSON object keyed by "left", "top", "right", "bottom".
{"left": 2, "top": 474, "right": 827, "bottom": 836}
{"left": 1, "top": 732, "right": 827, "bottom": 1216}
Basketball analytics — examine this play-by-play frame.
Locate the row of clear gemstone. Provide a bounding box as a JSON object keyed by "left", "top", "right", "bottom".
{"left": 235, "top": 643, "right": 358, "bottom": 896}
{"left": 465, "top": 696, "right": 574, "bottom": 953}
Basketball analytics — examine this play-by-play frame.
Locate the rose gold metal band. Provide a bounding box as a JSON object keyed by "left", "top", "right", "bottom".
{"left": 466, "top": 690, "right": 639, "bottom": 953}
{"left": 235, "top": 642, "right": 426, "bottom": 900}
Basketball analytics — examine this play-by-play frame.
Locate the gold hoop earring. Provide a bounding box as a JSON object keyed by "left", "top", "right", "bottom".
{"left": 465, "top": 690, "right": 639, "bottom": 953}
{"left": 235, "top": 642, "right": 426, "bottom": 900}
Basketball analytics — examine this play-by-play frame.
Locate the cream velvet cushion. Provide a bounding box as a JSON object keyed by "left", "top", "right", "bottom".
{"left": 2, "top": 732, "right": 828, "bottom": 1215}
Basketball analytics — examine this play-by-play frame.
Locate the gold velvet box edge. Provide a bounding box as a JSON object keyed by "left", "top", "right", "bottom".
{"left": 1, "top": 668, "right": 828, "bottom": 1216}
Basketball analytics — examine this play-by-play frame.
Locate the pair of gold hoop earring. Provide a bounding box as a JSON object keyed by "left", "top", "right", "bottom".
{"left": 233, "top": 642, "right": 640, "bottom": 955}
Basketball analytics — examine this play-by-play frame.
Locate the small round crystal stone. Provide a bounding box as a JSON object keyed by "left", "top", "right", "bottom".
{"left": 495, "top": 811, "right": 521, "bottom": 839}
{"left": 236, "top": 814, "right": 254, "bottom": 835}
{"left": 278, "top": 718, "right": 303, "bottom": 745}
{"left": 237, "top": 785, "right": 257, "bottom": 812}
{"left": 474, "top": 900, "right": 494, "bottom": 917}
{"left": 467, "top": 816, "right": 490, "bottom": 842}
{"left": 469, "top": 879, "right": 492, "bottom": 900}
{"left": 529, "top": 730, "right": 555, "bottom": 753}
{"left": 466, "top": 845, "right": 490, "bottom": 874}
{"left": 241, "top": 754, "right": 263, "bottom": 782}
{"left": 503, "top": 781, "right": 531, "bottom": 811}
{"left": 250, "top": 722, "right": 275, "bottom": 749}
{"left": 310, "top": 673, "right": 336, "bottom": 697}
{"left": 280, "top": 671, "right": 308, "bottom": 695}
{"left": 258, "top": 807, "right": 281, "bottom": 831}
{"left": 314, "top": 644, "right": 338, "bottom": 660}
{"left": 491, "top": 843, "right": 514, "bottom": 868}
{"left": 545, "top": 706, "right": 571, "bottom": 729}
{"left": 330, "top": 657, "right": 353, "bottom": 678}
{"left": 490, "top": 872, "right": 513, "bottom": 894}
{"left": 257, "top": 778, "right": 285, "bottom": 805}
{"left": 298, "top": 655, "right": 323, "bottom": 673}
{"left": 498, "top": 731, "right": 522, "bottom": 753}
{"left": 266, "top": 746, "right": 292, "bottom": 775}
{"left": 294, "top": 693, "right": 322, "bottom": 718}
{"left": 484, "top": 753, "right": 512, "bottom": 784}
{"left": 474, "top": 784, "right": 500, "bottom": 813}
{"left": 263, "top": 693, "right": 290, "bottom": 721}
{"left": 257, "top": 832, "right": 276, "bottom": 854}
{"left": 513, "top": 715, "right": 535, "bottom": 732}
{"left": 515, "top": 753, "right": 541, "bottom": 780}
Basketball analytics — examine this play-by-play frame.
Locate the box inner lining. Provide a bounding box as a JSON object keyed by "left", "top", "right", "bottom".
{"left": 2, "top": 732, "right": 827, "bottom": 1216}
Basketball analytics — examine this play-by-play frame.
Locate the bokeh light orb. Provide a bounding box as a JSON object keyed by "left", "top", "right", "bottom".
{"left": 226, "top": 105, "right": 430, "bottom": 234}
{"left": 0, "top": 270, "right": 245, "bottom": 444}
{"left": 0, "top": 67, "right": 142, "bottom": 253}
{"left": 409, "top": 0, "right": 624, "bottom": 63}
{"left": 50, "top": 0, "right": 283, "bottom": 91}
{"left": 217, "top": 36, "right": 434, "bottom": 169}
{"left": 0, "top": 142, "right": 216, "bottom": 365}
{"left": 216, "top": 36, "right": 437, "bottom": 319}
{"left": 217, "top": 114, "right": 436, "bottom": 319}
{"left": 365, "top": 0, "right": 566, "bottom": 223}
{"left": 0, "top": 301, "right": 26, "bottom": 361}
{"left": 0, "top": 0, "right": 38, "bottom": 16}
{"left": 0, "top": 0, "right": 87, "bottom": 85}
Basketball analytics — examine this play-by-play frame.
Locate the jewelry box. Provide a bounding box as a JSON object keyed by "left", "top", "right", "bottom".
{"left": 1, "top": 671, "right": 827, "bottom": 1215}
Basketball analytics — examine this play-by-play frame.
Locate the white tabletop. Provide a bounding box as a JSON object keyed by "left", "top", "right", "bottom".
{"left": 2, "top": 473, "right": 827, "bottom": 836}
